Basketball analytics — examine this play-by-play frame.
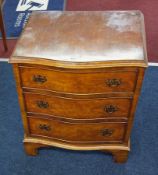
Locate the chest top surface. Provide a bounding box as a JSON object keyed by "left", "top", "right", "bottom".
{"left": 10, "top": 11, "right": 148, "bottom": 68}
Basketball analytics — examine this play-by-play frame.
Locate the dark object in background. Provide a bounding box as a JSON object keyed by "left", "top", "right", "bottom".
{"left": 0, "top": 0, "right": 7, "bottom": 51}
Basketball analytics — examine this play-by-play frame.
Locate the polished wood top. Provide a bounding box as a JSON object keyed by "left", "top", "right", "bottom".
{"left": 10, "top": 11, "right": 148, "bottom": 68}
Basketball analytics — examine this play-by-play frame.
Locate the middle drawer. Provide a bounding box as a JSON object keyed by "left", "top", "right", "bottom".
{"left": 24, "top": 93, "right": 132, "bottom": 120}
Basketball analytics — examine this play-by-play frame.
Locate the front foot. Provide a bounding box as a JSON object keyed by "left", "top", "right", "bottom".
{"left": 102, "top": 150, "right": 129, "bottom": 163}
{"left": 24, "top": 142, "right": 46, "bottom": 156}
{"left": 112, "top": 150, "right": 129, "bottom": 163}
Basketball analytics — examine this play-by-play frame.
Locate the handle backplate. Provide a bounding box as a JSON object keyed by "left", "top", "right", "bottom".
{"left": 36, "top": 101, "right": 49, "bottom": 109}
{"left": 105, "top": 105, "right": 118, "bottom": 113}
{"left": 101, "top": 129, "right": 114, "bottom": 136}
{"left": 106, "top": 79, "right": 121, "bottom": 87}
{"left": 39, "top": 124, "right": 51, "bottom": 131}
{"left": 33, "top": 75, "right": 47, "bottom": 83}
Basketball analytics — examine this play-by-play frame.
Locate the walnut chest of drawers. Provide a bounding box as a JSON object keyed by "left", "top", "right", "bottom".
{"left": 10, "top": 11, "right": 148, "bottom": 163}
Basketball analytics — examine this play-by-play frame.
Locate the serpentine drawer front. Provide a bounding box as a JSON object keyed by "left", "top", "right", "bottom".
{"left": 10, "top": 11, "right": 148, "bottom": 163}
{"left": 19, "top": 66, "right": 138, "bottom": 94}
{"left": 24, "top": 92, "right": 132, "bottom": 119}
{"left": 28, "top": 117, "right": 126, "bottom": 143}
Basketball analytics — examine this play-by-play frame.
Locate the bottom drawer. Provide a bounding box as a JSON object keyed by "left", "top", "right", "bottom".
{"left": 28, "top": 117, "right": 126, "bottom": 144}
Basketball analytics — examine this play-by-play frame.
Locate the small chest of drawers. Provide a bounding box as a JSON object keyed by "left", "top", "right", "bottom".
{"left": 10, "top": 11, "right": 148, "bottom": 163}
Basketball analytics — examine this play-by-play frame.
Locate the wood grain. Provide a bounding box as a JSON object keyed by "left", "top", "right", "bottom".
{"left": 28, "top": 116, "right": 126, "bottom": 143}
{"left": 20, "top": 66, "right": 138, "bottom": 94}
{"left": 24, "top": 92, "right": 132, "bottom": 119}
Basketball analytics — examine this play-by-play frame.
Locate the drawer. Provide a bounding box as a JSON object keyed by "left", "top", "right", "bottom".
{"left": 20, "top": 66, "right": 137, "bottom": 94}
{"left": 28, "top": 116, "right": 126, "bottom": 143}
{"left": 24, "top": 93, "right": 132, "bottom": 119}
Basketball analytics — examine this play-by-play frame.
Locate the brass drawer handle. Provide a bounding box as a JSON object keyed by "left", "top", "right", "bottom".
{"left": 39, "top": 124, "right": 51, "bottom": 131}
{"left": 36, "top": 101, "right": 49, "bottom": 109}
{"left": 106, "top": 79, "right": 121, "bottom": 87}
{"left": 101, "top": 129, "right": 114, "bottom": 136}
{"left": 105, "top": 105, "right": 118, "bottom": 113}
{"left": 33, "top": 75, "right": 47, "bottom": 83}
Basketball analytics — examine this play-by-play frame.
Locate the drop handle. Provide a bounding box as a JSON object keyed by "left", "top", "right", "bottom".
{"left": 33, "top": 75, "right": 47, "bottom": 83}
{"left": 101, "top": 129, "right": 114, "bottom": 137}
{"left": 39, "top": 124, "right": 51, "bottom": 131}
{"left": 104, "top": 105, "right": 118, "bottom": 114}
{"left": 36, "top": 101, "right": 49, "bottom": 109}
{"left": 106, "top": 79, "right": 121, "bottom": 87}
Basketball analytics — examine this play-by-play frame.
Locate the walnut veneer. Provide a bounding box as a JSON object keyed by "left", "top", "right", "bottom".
{"left": 9, "top": 11, "right": 148, "bottom": 163}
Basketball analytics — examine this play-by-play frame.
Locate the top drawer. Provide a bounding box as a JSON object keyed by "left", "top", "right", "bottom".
{"left": 19, "top": 66, "right": 138, "bottom": 94}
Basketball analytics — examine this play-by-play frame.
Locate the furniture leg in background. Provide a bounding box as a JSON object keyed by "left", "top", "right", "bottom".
{"left": 0, "top": 0, "right": 8, "bottom": 51}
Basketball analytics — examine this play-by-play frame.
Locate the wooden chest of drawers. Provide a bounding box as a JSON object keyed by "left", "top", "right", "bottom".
{"left": 10, "top": 11, "right": 148, "bottom": 163}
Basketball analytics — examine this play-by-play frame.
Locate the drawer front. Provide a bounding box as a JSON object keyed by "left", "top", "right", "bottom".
{"left": 20, "top": 66, "right": 137, "bottom": 94}
{"left": 24, "top": 93, "right": 131, "bottom": 119}
{"left": 28, "top": 117, "right": 126, "bottom": 143}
